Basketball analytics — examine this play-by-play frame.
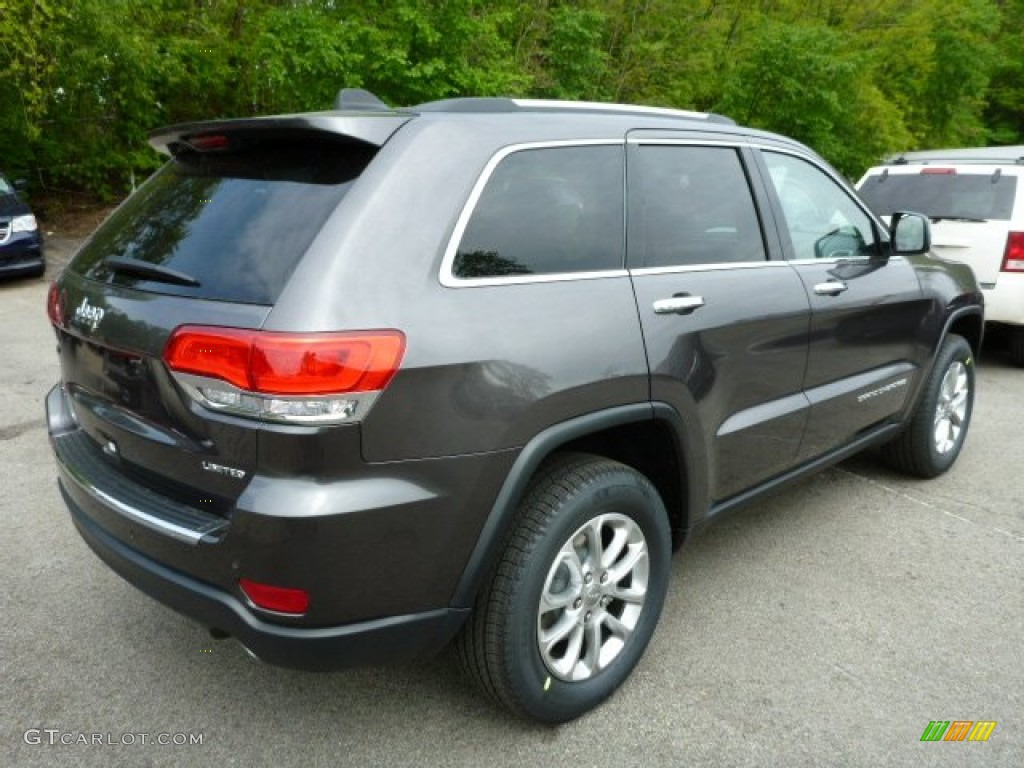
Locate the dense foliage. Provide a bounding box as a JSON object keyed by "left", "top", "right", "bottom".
{"left": 1, "top": 0, "right": 1021, "bottom": 198}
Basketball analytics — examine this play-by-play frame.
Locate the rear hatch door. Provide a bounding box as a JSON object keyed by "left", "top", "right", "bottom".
{"left": 52, "top": 114, "right": 408, "bottom": 511}
{"left": 857, "top": 166, "right": 1018, "bottom": 285}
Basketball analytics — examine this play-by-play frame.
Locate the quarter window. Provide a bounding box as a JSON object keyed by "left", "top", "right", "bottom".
{"left": 453, "top": 145, "right": 624, "bottom": 279}
{"left": 628, "top": 145, "right": 766, "bottom": 268}
{"left": 764, "top": 152, "right": 877, "bottom": 261}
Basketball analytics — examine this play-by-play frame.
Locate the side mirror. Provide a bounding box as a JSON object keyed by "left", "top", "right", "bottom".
{"left": 890, "top": 211, "right": 931, "bottom": 255}
{"left": 13, "top": 179, "right": 28, "bottom": 192}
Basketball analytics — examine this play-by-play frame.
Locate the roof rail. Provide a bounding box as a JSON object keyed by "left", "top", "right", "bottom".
{"left": 886, "top": 146, "right": 1024, "bottom": 166}
{"left": 412, "top": 96, "right": 735, "bottom": 124}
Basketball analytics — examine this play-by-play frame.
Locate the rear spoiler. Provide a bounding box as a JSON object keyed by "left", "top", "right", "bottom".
{"left": 149, "top": 112, "right": 413, "bottom": 156}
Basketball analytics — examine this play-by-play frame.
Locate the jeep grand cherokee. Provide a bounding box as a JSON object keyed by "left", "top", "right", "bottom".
{"left": 45, "top": 91, "right": 983, "bottom": 723}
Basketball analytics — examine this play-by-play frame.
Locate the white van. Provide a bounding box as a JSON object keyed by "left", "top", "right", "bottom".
{"left": 858, "top": 147, "right": 1024, "bottom": 365}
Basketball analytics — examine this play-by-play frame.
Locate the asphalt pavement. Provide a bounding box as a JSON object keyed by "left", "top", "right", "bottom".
{"left": 2, "top": 238, "right": 1021, "bottom": 767}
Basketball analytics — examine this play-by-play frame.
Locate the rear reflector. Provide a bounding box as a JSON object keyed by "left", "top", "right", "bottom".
{"left": 239, "top": 578, "right": 309, "bottom": 615}
{"left": 164, "top": 327, "right": 405, "bottom": 395}
{"left": 921, "top": 168, "right": 956, "bottom": 175}
{"left": 1003, "top": 231, "right": 1024, "bottom": 272}
{"left": 46, "top": 282, "right": 64, "bottom": 328}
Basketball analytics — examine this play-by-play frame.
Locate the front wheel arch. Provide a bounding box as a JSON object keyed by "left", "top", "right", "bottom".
{"left": 883, "top": 333, "right": 975, "bottom": 478}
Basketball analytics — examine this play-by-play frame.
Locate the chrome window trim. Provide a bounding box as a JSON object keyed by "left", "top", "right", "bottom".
{"left": 627, "top": 137, "right": 750, "bottom": 148}
{"left": 629, "top": 260, "right": 789, "bottom": 276}
{"left": 440, "top": 136, "right": 886, "bottom": 287}
{"left": 787, "top": 255, "right": 905, "bottom": 267}
{"left": 440, "top": 139, "right": 626, "bottom": 289}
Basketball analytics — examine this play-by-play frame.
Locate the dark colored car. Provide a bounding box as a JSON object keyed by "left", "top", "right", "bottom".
{"left": 45, "top": 92, "right": 984, "bottom": 723}
{"left": 0, "top": 173, "right": 44, "bottom": 278}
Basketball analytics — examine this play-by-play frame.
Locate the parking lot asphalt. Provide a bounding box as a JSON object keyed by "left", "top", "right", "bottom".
{"left": 2, "top": 239, "right": 1021, "bottom": 767}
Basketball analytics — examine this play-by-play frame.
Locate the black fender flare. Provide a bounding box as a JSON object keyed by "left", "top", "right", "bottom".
{"left": 902, "top": 305, "right": 984, "bottom": 420}
{"left": 449, "top": 401, "right": 706, "bottom": 608}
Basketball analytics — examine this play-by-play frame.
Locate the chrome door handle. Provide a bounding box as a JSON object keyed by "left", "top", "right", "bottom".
{"left": 813, "top": 281, "right": 848, "bottom": 296}
{"left": 653, "top": 295, "right": 705, "bottom": 315}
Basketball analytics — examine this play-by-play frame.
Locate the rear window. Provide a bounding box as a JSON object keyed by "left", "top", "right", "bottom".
{"left": 859, "top": 171, "right": 1018, "bottom": 221}
{"left": 71, "top": 134, "right": 374, "bottom": 304}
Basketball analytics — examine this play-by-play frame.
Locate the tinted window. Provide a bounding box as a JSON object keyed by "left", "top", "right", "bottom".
{"left": 764, "top": 152, "right": 877, "bottom": 261}
{"left": 453, "top": 145, "right": 624, "bottom": 278}
{"left": 628, "top": 145, "right": 765, "bottom": 268}
{"left": 71, "top": 136, "right": 373, "bottom": 304}
{"left": 859, "top": 172, "right": 1017, "bottom": 221}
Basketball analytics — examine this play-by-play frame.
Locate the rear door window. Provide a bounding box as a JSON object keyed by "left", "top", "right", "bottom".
{"left": 71, "top": 135, "right": 374, "bottom": 304}
{"left": 627, "top": 145, "right": 767, "bottom": 268}
{"left": 858, "top": 171, "right": 1017, "bottom": 221}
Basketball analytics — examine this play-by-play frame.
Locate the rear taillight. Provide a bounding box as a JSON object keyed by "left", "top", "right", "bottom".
{"left": 46, "top": 282, "right": 64, "bottom": 328}
{"left": 163, "top": 326, "right": 405, "bottom": 424}
{"left": 1002, "top": 232, "right": 1024, "bottom": 273}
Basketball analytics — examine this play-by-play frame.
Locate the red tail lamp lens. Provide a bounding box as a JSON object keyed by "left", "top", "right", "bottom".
{"left": 250, "top": 333, "right": 405, "bottom": 395}
{"left": 1003, "top": 232, "right": 1024, "bottom": 273}
{"left": 163, "top": 326, "right": 406, "bottom": 395}
{"left": 163, "top": 327, "right": 253, "bottom": 390}
{"left": 239, "top": 578, "right": 309, "bottom": 614}
{"left": 46, "top": 282, "right": 64, "bottom": 328}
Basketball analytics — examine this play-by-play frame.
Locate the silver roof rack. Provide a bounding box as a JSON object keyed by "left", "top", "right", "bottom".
{"left": 413, "top": 96, "right": 735, "bottom": 124}
{"left": 886, "top": 146, "right": 1024, "bottom": 166}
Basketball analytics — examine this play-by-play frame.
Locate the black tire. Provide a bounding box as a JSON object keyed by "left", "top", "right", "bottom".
{"left": 1009, "top": 327, "right": 1024, "bottom": 368}
{"left": 456, "top": 453, "right": 671, "bottom": 724}
{"left": 882, "top": 334, "right": 974, "bottom": 478}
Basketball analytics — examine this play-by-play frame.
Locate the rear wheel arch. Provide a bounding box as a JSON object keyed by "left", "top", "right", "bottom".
{"left": 449, "top": 403, "right": 699, "bottom": 610}
{"left": 455, "top": 452, "right": 672, "bottom": 722}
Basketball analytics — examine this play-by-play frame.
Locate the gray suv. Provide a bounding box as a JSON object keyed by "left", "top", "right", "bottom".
{"left": 45, "top": 92, "right": 983, "bottom": 723}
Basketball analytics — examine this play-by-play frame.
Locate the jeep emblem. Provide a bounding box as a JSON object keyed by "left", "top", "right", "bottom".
{"left": 73, "top": 298, "right": 105, "bottom": 331}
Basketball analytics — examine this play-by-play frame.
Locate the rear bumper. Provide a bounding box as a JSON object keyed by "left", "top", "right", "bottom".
{"left": 64, "top": 484, "right": 466, "bottom": 669}
{"left": 983, "top": 273, "right": 1024, "bottom": 325}
{"left": 46, "top": 382, "right": 513, "bottom": 668}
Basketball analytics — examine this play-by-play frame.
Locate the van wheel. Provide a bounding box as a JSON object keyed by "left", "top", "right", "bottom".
{"left": 456, "top": 454, "right": 670, "bottom": 724}
{"left": 882, "top": 334, "right": 974, "bottom": 478}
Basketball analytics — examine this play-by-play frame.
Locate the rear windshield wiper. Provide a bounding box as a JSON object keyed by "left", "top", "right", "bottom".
{"left": 106, "top": 257, "right": 201, "bottom": 287}
{"left": 929, "top": 215, "right": 988, "bottom": 223}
